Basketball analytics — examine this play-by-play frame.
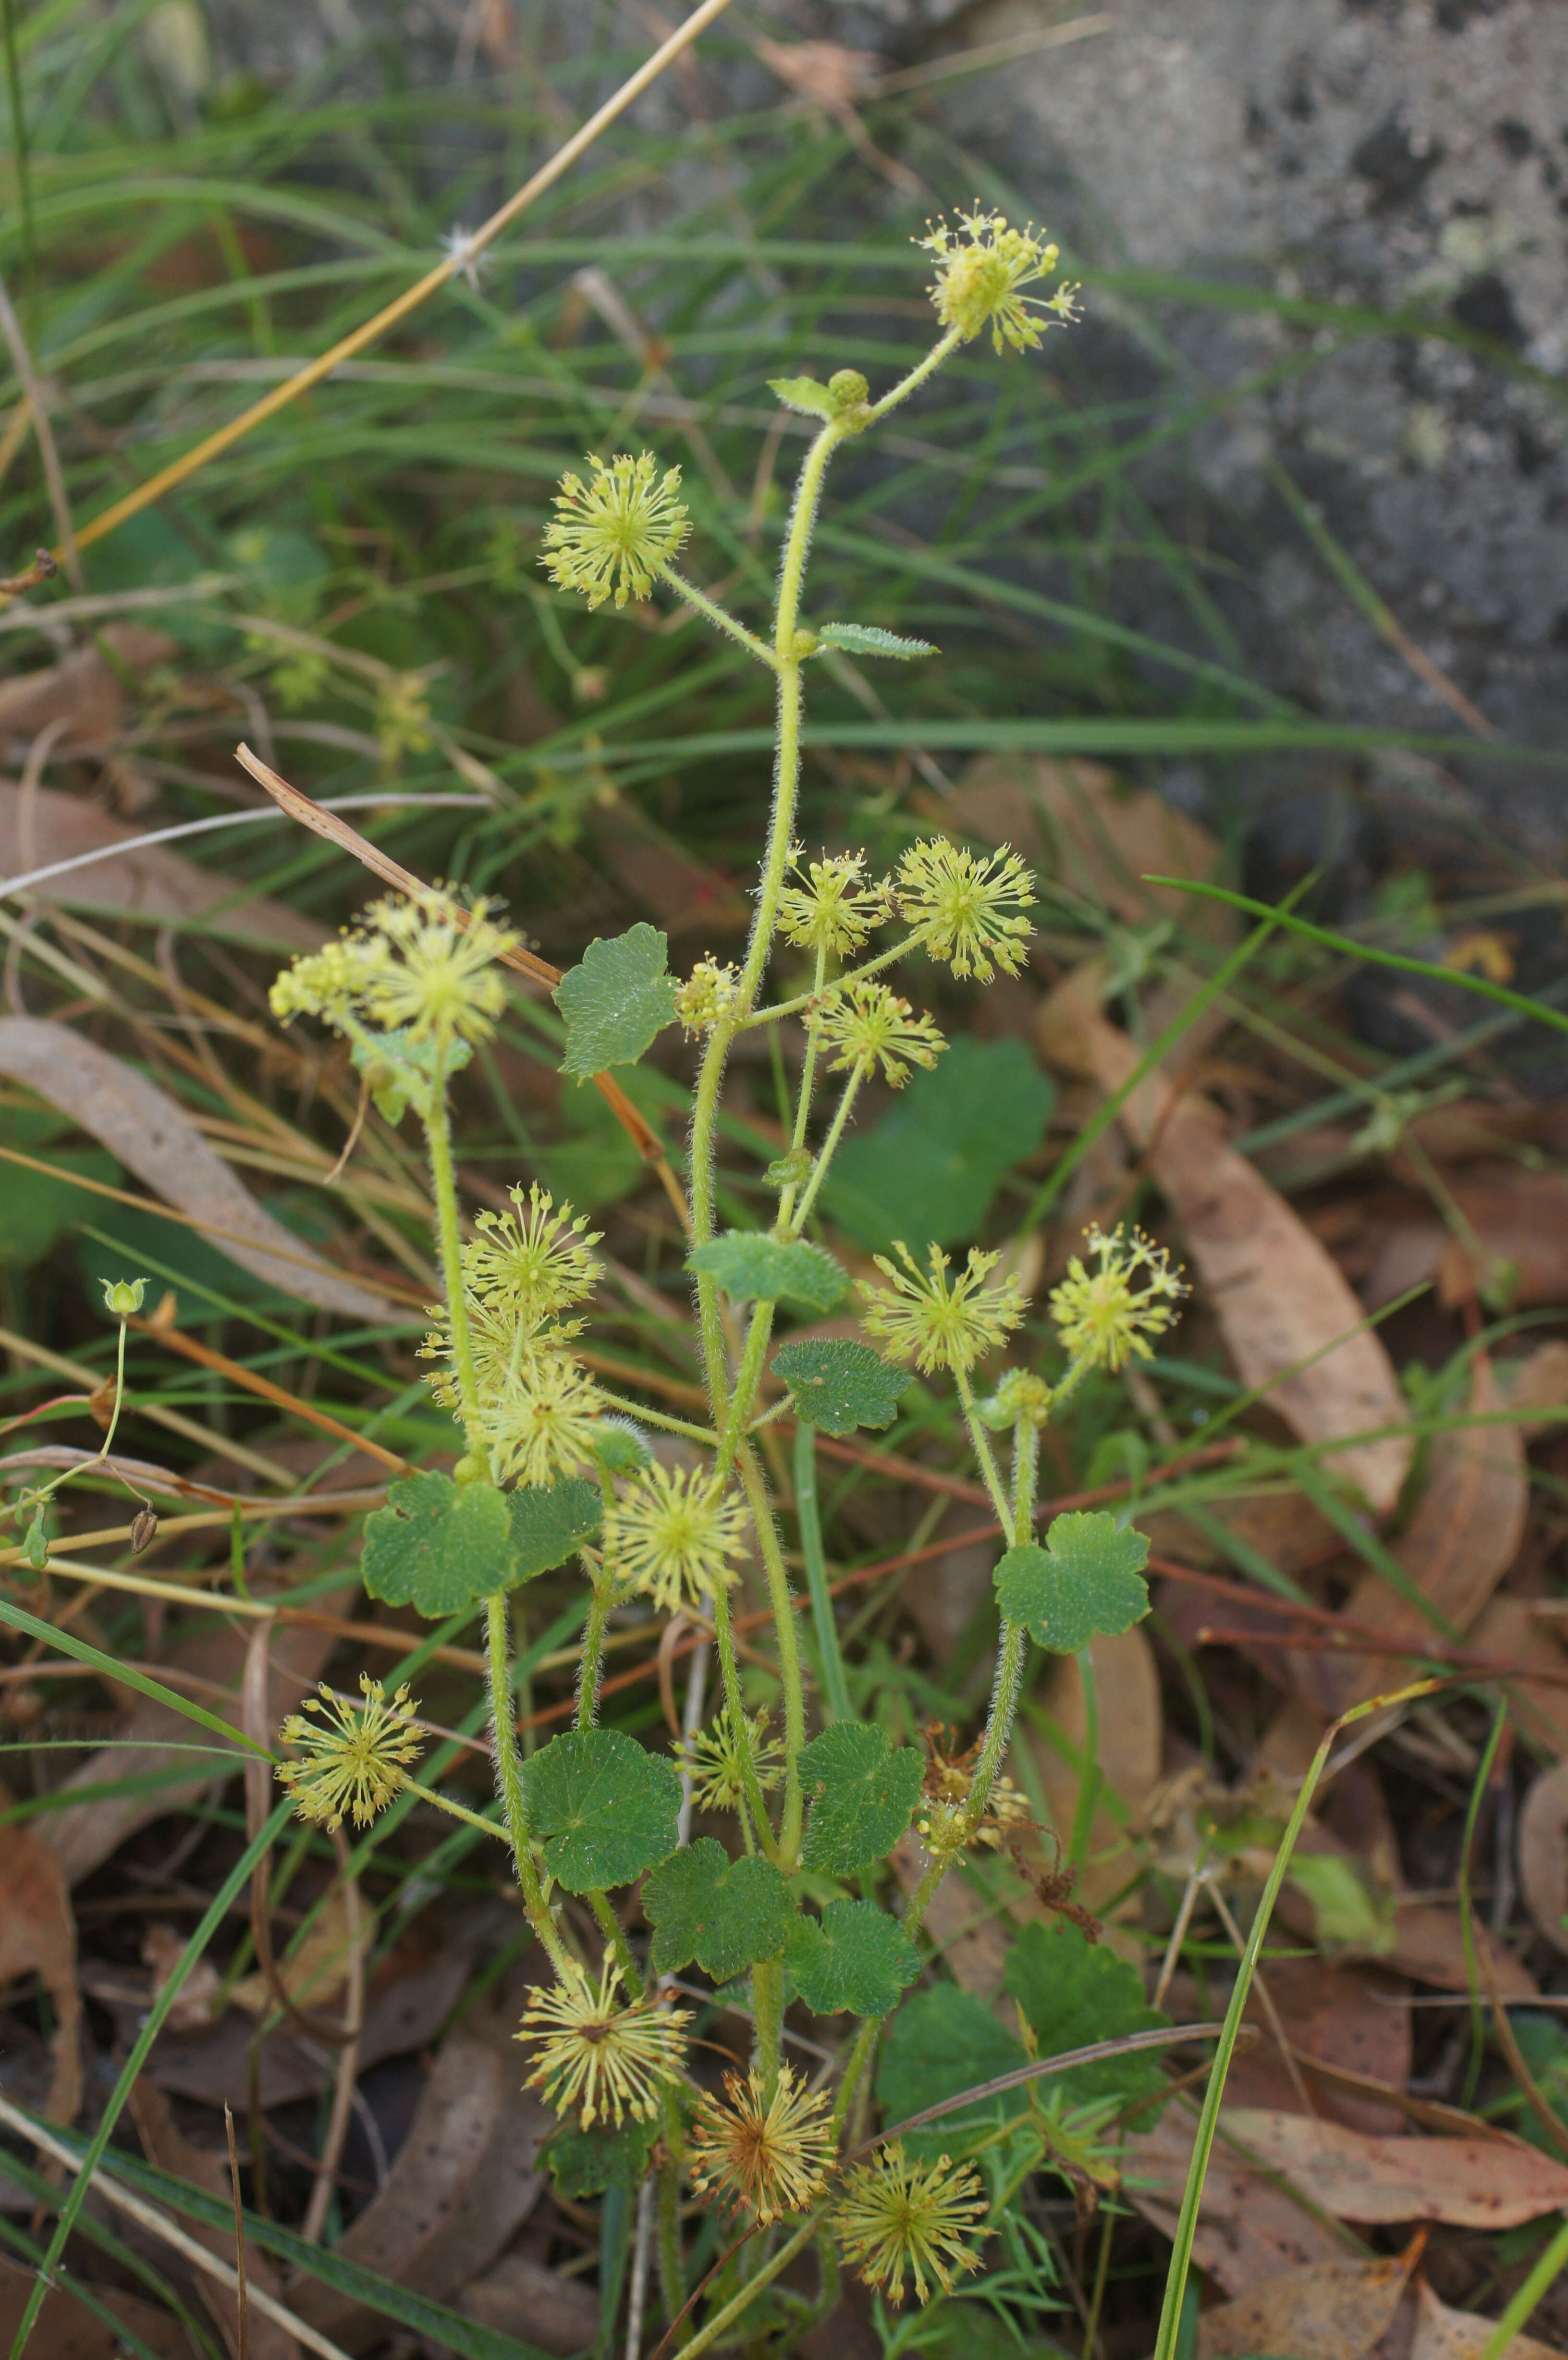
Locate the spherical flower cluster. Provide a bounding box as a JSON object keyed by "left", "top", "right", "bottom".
{"left": 269, "top": 892, "right": 517, "bottom": 1054}
{"left": 1048, "top": 1223, "right": 1186, "bottom": 1373}
{"left": 919, "top": 207, "right": 1080, "bottom": 355}
{"left": 860, "top": 1242, "right": 1027, "bottom": 1377}
{"left": 777, "top": 848, "right": 889, "bottom": 960}
{"left": 896, "top": 838, "right": 1034, "bottom": 983}
{"left": 277, "top": 1675, "right": 423, "bottom": 1832}
{"left": 809, "top": 982, "right": 945, "bottom": 1088}
{"left": 674, "top": 1708, "right": 784, "bottom": 1814}
{"left": 686, "top": 2065, "right": 834, "bottom": 2225}
{"left": 517, "top": 1957, "right": 689, "bottom": 2131}
{"left": 542, "top": 451, "right": 690, "bottom": 611}
{"left": 479, "top": 1350, "right": 607, "bottom": 1488}
{"left": 608, "top": 1462, "right": 750, "bottom": 1614}
{"left": 675, "top": 957, "right": 740, "bottom": 1039}
{"left": 835, "top": 2143, "right": 988, "bottom": 2303}
{"left": 978, "top": 1367, "right": 1054, "bottom": 1431}
{"left": 465, "top": 1184, "right": 602, "bottom": 1322}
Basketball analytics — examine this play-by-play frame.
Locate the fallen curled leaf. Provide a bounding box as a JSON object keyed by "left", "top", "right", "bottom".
{"left": 0, "top": 782, "right": 326, "bottom": 949}
{"left": 1288, "top": 1352, "right": 1525, "bottom": 1716}
{"left": 1470, "top": 1595, "right": 1568, "bottom": 1757}
{"left": 128, "top": 2079, "right": 299, "bottom": 2360}
{"left": 1224, "top": 2107, "right": 1568, "bottom": 2226}
{"left": 1197, "top": 2251, "right": 1414, "bottom": 2360}
{"left": 1412, "top": 2279, "right": 1566, "bottom": 2359}
{"left": 1385, "top": 1895, "right": 1537, "bottom": 2001}
{"left": 0, "top": 1805, "right": 81, "bottom": 2122}
{"left": 0, "top": 2257, "right": 188, "bottom": 2360}
{"left": 142, "top": 1920, "right": 223, "bottom": 2031}
{"left": 0, "top": 626, "right": 176, "bottom": 750}
{"left": 1039, "top": 970, "right": 1413, "bottom": 1514}
{"left": 752, "top": 34, "right": 879, "bottom": 108}
{"left": 230, "top": 1885, "right": 372, "bottom": 2017}
{"left": 0, "top": 1016, "right": 389, "bottom": 1317}
{"left": 1125, "top": 2101, "right": 1358, "bottom": 2294}
{"left": 1023, "top": 1624, "right": 1163, "bottom": 1918}
{"left": 1225, "top": 1957, "right": 1412, "bottom": 2137}
{"left": 459, "top": 2252, "right": 601, "bottom": 2357}
{"left": 1519, "top": 1760, "right": 1568, "bottom": 1957}
{"left": 290, "top": 2029, "right": 550, "bottom": 2345}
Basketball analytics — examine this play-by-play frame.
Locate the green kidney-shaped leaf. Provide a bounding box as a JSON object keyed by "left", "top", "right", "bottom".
{"left": 785, "top": 1899, "right": 918, "bottom": 2018}
{"left": 993, "top": 1512, "right": 1151, "bottom": 1654}
{"left": 824, "top": 1039, "right": 1054, "bottom": 1253}
{"left": 643, "top": 1840, "right": 796, "bottom": 1981}
{"left": 814, "top": 623, "right": 938, "bottom": 660}
{"left": 1002, "top": 1922, "right": 1169, "bottom": 2111}
{"left": 507, "top": 1478, "right": 603, "bottom": 1578}
{"left": 767, "top": 374, "right": 838, "bottom": 420}
{"left": 554, "top": 923, "right": 678, "bottom": 1081}
{"left": 770, "top": 1339, "right": 909, "bottom": 1438}
{"left": 543, "top": 2113, "right": 657, "bottom": 2200}
{"left": 520, "top": 1728, "right": 681, "bottom": 1893}
{"left": 362, "top": 1473, "right": 517, "bottom": 1616}
{"left": 877, "top": 1982, "right": 1029, "bottom": 2160}
{"left": 799, "top": 1723, "right": 923, "bottom": 1876}
{"left": 687, "top": 1231, "right": 847, "bottom": 1315}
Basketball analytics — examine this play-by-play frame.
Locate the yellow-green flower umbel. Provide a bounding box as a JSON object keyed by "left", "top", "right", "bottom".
{"left": 835, "top": 2143, "right": 989, "bottom": 2303}
{"left": 919, "top": 207, "right": 1080, "bottom": 354}
{"left": 1048, "top": 1223, "right": 1186, "bottom": 1372}
{"left": 269, "top": 891, "right": 516, "bottom": 1054}
{"left": 897, "top": 838, "right": 1035, "bottom": 983}
{"left": 861, "top": 1242, "right": 1027, "bottom": 1376}
{"left": 810, "top": 982, "right": 945, "bottom": 1088}
{"left": 777, "top": 848, "right": 888, "bottom": 960}
{"left": 542, "top": 451, "right": 691, "bottom": 610}
{"left": 517, "top": 1956, "right": 689, "bottom": 2131}
{"left": 277, "top": 1675, "right": 423, "bottom": 1831}
{"left": 608, "top": 1463, "right": 750, "bottom": 1614}
{"left": 463, "top": 1183, "right": 602, "bottom": 1320}
{"left": 686, "top": 2065, "right": 834, "bottom": 2225}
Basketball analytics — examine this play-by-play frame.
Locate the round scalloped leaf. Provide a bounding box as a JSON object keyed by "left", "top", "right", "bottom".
{"left": 993, "top": 1512, "right": 1151, "bottom": 1655}
{"left": 507, "top": 1478, "right": 603, "bottom": 1578}
{"left": 876, "top": 1982, "right": 1030, "bottom": 2161}
{"left": 643, "top": 1839, "right": 796, "bottom": 1981}
{"left": 785, "top": 1899, "right": 918, "bottom": 2018}
{"left": 770, "top": 1339, "right": 909, "bottom": 1437}
{"left": 543, "top": 2113, "right": 658, "bottom": 2199}
{"left": 520, "top": 1728, "right": 682, "bottom": 1893}
{"left": 553, "top": 923, "right": 678, "bottom": 1081}
{"left": 687, "top": 1230, "right": 847, "bottom": 1314}
{"left": 799, "top": 1722, "right": 924, "bottom": 1876}
{"left": 362, "top": 1472, "right": 517, "bottom": 1616}
{"left": 1002, "top": 1922, "right": 1169, "bottom": 2110}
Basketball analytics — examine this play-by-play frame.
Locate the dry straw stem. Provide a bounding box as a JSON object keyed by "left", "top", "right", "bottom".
{"left": 0, "top": 2091, "right": 354, "bottom": 2360}
{"left": 31, "top": 0, "right": 742, "bottom": 576}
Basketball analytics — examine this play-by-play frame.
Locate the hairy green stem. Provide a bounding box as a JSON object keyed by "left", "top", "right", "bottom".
{"left": 713, "top": 1302, "right": 776, "bottom": 1485}
{"left": 486, "top": 1593, "right": 569, "bottom": 1973}
{"left": 751, "top": 1954, "right": 785, "bottom": 2096}
{"left": 422, "top": 1076, "right": 485, "bottom": 1462}
{"left": 577, "top": 1564, "right": 614, "bottom": 1730}
{"left": 746, "top": 932, "right": 924, "bottom": 1029}
{"left": 709, "top": 1583, "right": 778, "bottom": 1861}
{"left": 795, "top": 1420, "right": 850, "bottom": 1722}
{"left": 737, "top": 1442, "right": 804, "bottom": 1862}
{"left": 786, "top": 1063, "right": 863, "bottom": 1235}
{"left": 658, "top": 564, "right": 778, "bottom": 668}
{"left": 955, "top": 1368, "right": 1014, "bottom": 1544}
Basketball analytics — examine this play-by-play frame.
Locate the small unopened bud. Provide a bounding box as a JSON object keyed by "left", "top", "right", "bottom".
{"left": 130, "top": 1506, "right": 159, "bottom": 1556}
{"left": 100, "top": 1275, "right": 147, "bottom": 1320}
{"left": 23, "top": 1512, "right": 48, "bottom": 1573}
{"left": 828, "top": 369, "right": 870, "bottom": 410}
{"left": 572, "top": 666, "right": 609, "bottom": 706}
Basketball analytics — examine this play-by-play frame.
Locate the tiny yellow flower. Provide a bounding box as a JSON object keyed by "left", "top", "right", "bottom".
{"left": 835, "top": 2143, "right": 988, "bottom": 2303}
{"left": 809, "top": 982, "right": 945, "bottom": 1088}
{"left": 269, "top": 892, "right": 517, "bottom": 1054}
{"left": 277, "top": 1675, "right": 423, "bottom": 1831}
{"left": 674, "top": 1708, "right": 784, "bottom": 1813}
{"left": 608, "top": 1463, "right": 749, "bottom": 1615}
{"left": 479, "top": 1350, "right": 606, "bottom": 1487}
{"left": 919, "top": 207, "right": 1080, "bottom": 355}
{"left": 517, "top": 1956, "right": 689, "bottom": 2131}
{"left": 542, "top": 451, "right": 691, "bottom": 610}
{"left": 674, "top": 957, "right": 740, "bottom": 1039}
{"left": 421, "top": 1296, "right": 583, "bottom": 1415}
{"left": 896, "top": 838, "right": 1034, "bottom": 983}
{"left": 465, "top": 1183, "right": 602, "bottom": 1320}
{"left": 686, "top": 2065, "right": 834, "bottom": 2225}
{"left": 860, "top": 1242, "right": 1027, "bottom": 1377}
{"left": 1048, "top": 1223, "right": 1186, "bottom": 1372}
{"left": 777, "top": 848, "right": 888, "bottom": 960}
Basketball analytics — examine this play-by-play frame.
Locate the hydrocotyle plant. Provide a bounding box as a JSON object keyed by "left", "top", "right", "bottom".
{"left": 262, "top": 208, "right": 1182, "bottom": 2351}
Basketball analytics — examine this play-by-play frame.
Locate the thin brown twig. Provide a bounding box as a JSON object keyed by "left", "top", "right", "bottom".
{"left": 0, "top": 269, "right": 82, "bottom": 589}
{"left": 223, "top": 2104, "right": 248, "bottom": 2360}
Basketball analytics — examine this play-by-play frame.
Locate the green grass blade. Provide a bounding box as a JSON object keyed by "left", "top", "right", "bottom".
{"left": 8, "top": 1798, "right": 294, "bottom": 2360}
{"left": 0, "top": 1596, "right": 274, "bottom": 1759}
